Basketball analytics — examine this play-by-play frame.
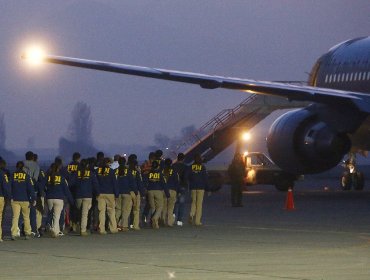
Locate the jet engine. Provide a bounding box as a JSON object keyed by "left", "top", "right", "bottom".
{"left": 267, "top": 108, "right": 351, "bottom": 174}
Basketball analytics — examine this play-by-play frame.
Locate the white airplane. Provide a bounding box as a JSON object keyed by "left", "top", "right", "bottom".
{"left": 22, "top": 37, "right": 370, "bottom": 178}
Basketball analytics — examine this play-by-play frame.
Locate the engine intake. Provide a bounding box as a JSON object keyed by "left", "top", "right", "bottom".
{"left": 267, "top": 108, "right": 351, "bottom": 174}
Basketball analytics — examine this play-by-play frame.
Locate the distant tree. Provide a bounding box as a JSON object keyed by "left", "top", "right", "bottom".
{"left": 0, "top": 113, "right": 5, "bottom": 150}
{"left": 154, "top": 133, "right": 171, "bottom": 149}
{"left": 0, "top": 113, "right": 15, "bottom": 161}
{"left": 59, "top": 102, "right": 96, "bottom": 158}
{"left": 180, "top": 125, "right": 196, "bottom": 139}
{"left": 68, "top": 101, "right": 93, "bottom": 145}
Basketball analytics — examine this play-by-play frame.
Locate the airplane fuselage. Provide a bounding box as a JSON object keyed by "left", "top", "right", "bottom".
{"left": 309, "top": 36, "right": 370, "bottom": 93}
{"left": 308, "top": 37, "right": 370, "bottom": 151}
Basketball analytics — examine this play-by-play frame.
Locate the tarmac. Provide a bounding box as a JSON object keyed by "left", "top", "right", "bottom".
{"left": 0, "top": 178, "right": 369, "bottom": 280}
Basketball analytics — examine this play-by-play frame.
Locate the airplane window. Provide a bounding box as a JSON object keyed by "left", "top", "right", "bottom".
{"left": 325, "top": 75, "right": 328, "bottom": 83}
{"left": 367, "top": 72, "right": 370, "bottom": 80}
{"left": 341, "top": 73, "right": 345, "bottom": 82}
{"left": 354, "top": 72, "right": 358, "bottom": 81}
{"left": 350, "top": 73, "right": 353, "bottom": 81}
{"left": 333, "top": 74, "right": 336, "bottom": 82}
{"left": 345, "top": 73, "right": 349, "bottom": 82}
{"left": 329, "top": 75, "right": 332, "bottom": 83}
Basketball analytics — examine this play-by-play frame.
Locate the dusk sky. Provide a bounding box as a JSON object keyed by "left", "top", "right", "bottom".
{"left": 1, "top": 0, "right": 369, "bottom": 155}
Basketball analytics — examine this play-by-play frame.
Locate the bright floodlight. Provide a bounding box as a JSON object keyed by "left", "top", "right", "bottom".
{"left": 22, "top": 46, "right": 46, "bottom": 66}
{"left": 241, "top": 132, "right": 251, "bottom": 141}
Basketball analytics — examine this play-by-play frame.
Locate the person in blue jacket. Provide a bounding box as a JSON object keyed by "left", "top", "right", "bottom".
{"left": 43, "top": 162, "right": 74, "bottom": 238}
{"left": 96, "top": 158, "right": 118, "bottom": 234}
{"left": 74, "top": 159, "right": 100, "bottom": 236}
{"left": 127, "top": 159, "right": 145, "bottom": 230}
{"left": 115, "top": 157, "right": 130, "bottom": 231}
{"left": 0, "top": 159, "right": 10, "bottom": 242}
{"left": 187, "top": 153, "right": 209, "bottom": 226}
{"left": 162, "top": 158, "right": 179, "bottom": 227}
{"left": 143, "top": 161, "right": 169, "bottom": 229}
{"left": 10, "top": 161, "right": 36, "bottom": 240}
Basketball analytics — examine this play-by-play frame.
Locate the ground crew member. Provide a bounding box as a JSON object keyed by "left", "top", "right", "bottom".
{"left": 143, "top": 161, "right": 169, "bottom": 229}
{"left": 127, "top": 159, "right": 145, "bottom": 230}
{"left": 10, "top": 161, "right": 36, "bottom": 240}
{"left": 173, "top": 153, "right": 188, "bottom": 226}
{"left": 227, "top": 153, "right": 246, "bottom": 207}
{"left": 115, "top": 157, "right": 130, "bottom": 231}
{"left": 96, "top": 158, "right": 118, "bottom": 234}
{"left": 43, "top": 162, "right": 74, "bottom": 238}
{"left": 75, "top": 159, "right": 100, "bottom": 236}
{"left": 0, "top": 159, "right": 10, "bottom": 242}
{"left": 66, "top": 152, "right": 81, "bottom": 232}
{"left": 162, "top": 158, "right": 179, "bottom": 227}
{"left": 187, "top": 154, "right": 209, "bottom": 226}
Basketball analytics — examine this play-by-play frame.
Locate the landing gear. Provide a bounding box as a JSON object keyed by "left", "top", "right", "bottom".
{"left": 341, "top": 153, "right": 364, "bottom": 191}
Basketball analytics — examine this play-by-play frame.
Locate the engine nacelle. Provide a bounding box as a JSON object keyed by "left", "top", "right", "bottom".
{"left": 267, "top": 108, "right": 351, "bottom": 174}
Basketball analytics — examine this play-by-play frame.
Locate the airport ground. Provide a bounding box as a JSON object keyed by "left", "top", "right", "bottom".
{"left": 0, "top": 178, "right": 369, "bottom": 280}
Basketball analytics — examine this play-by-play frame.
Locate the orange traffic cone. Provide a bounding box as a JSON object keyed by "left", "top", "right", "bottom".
{"left": 285, "top": 187, "right": 295, "bottom": 210}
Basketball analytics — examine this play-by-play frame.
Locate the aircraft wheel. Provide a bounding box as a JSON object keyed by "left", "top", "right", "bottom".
{"left": 354, "top": 172, "right": 364, "bottom": 190}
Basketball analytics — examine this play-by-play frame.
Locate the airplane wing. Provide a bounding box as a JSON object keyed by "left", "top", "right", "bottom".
{"left": 38, "top": 54, "right": 370, "bottom": 113}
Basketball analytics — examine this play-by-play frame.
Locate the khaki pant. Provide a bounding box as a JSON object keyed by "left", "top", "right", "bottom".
{"left": 36, "top": 197, "right": 44, "bottom": 230}
{"left": 76, "top": 198, "right": 92, "bottom": 233}
{"left": 131, "top": 193, "right": 141, "bottom": 229}
{"left": 148, "top": 190, "right": 164, "bottom": 225}
{"left": 190, "top": 190, "right": 205, "bottom": 225}
{"left": 11, "top": 201, "right": 32, "bottom": 237}
{"left": 97, "top": 194, "right": 117, "bottom": 233}
{"left": 0, "top": 197, "right": 4, "bottom": 239}
{"left": 47, "top": 199, "right": 64, "bottom": 236}
{"left": 115, "top": 195, "right": 123, "bottom": 225}
{"left": 121, "top": 194, "right": 132, "bottom": 228}
{"left": 162, "top": 190, "right": 177, "bottom": 226}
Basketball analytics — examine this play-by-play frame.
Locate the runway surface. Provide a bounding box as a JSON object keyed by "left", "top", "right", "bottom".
{"left": 0, "top": 179, "right": 369, "bottom": 279}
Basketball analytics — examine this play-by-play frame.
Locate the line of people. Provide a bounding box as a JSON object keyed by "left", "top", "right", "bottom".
{"left": 0, "top": 149, "right": 210, "bottom": 241}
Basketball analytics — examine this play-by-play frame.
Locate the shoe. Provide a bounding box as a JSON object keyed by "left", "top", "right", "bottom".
{"left": 25, "top": 235, "right": 31, "bottom": 240}
{"left": 58, "top": 231, "right": 64, "bottom": 237}
{"left": 80, "top": 231, "right": 89, "bottom": 237}
{"left": 0, "top": 238, "right": 3, "bottom": 242}
{"left": 121, "top": 227, "right": 129, "bottom": 232}
{"left": 99, "top": 231, "right": 107, "bottom": 235}
{"left": 35, "top": 232, "right": 41, "bottom": 238}
{"left": 151, "top": 220, "right": 159, "bottom": 229}
{"left": 195, "top": 223, "right": 203, "bottom": 227}
{"left": 110, "top": 230, "right": 118, "bottom": 234}
{"left": 132, "top": 227, "right": 141, "bottom": 231}
{"left": 188, "top": 216, "right": 193, "bottom": 225}
{"left": 177, "top": 221, "right": 183, "bottom": 227}
{"left": 11, "top": 236, "right": 18, "bottom": 241}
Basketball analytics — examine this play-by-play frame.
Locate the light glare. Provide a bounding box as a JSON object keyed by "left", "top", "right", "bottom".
{"left": 22, "top": 46, "right": 46, "bottom": 66}
{"left": 241, "top": 132, "right": 251, "bottom": 141}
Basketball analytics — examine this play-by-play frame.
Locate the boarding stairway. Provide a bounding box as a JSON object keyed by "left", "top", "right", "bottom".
{"left": 171, "top": 94, "right": 308, "bottom": 164}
